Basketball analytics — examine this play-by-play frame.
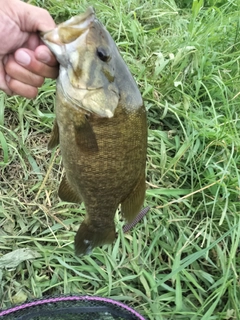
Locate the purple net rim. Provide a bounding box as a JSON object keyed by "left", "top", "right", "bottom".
{"left": 0, "top": 295, "right": 146, "bottom": 319}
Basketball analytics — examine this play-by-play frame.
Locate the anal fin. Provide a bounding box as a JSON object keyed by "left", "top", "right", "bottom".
{"left": 121, "top": 173, "right": 146, "bottom": 222}
{"left": 58, "top": 175, "right": 82, "bottom": 203}
{"left": 48, "top": 120, "right": 59, "bottom": 150}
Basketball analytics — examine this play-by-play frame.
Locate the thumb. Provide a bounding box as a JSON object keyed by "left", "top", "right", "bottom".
{"left": 12, "top": 0, "right": 55, "bottom": 32}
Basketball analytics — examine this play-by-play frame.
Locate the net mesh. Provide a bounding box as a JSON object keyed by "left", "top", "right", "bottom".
{"left": 0, "top": 296, "right": 146, "bottom": 320}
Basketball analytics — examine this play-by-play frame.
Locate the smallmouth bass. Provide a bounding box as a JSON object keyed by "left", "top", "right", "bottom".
{"left": 42, "top": 7, "right": 147, "bottom": 255}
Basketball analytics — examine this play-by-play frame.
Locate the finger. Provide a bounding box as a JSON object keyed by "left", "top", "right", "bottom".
{"left": 5, "top": 54, "right": 45, "bottom": 88}
{"left": 6, "top": 77, "right": 38, "bottom": 99}
{"left": 14, "top": 48, "right": 58, "bottom": 79}
{"left": 25, "top": 33, "right": 41, "bottom": 52}
{"left": 0, "top": 59, "right": 13, "bottom": 96}
{"left": 35, "top": 45, "right": 59, "bottom": 69}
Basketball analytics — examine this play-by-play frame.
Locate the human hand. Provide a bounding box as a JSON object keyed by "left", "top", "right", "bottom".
{"left": 0, "top": 0, "right": 59, "bottom": 99}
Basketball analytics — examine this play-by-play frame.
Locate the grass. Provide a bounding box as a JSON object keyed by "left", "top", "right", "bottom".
{"left": 1, "top": 0, "right": 240, "bottom": 319}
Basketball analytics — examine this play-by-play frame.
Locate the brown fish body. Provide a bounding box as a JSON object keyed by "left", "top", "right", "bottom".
{"left": 42, "top": 7, "right": 147, "bottom": 255}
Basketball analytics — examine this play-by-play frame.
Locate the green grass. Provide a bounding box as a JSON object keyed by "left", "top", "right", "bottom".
{"left": 1, "top": 0, "right": 240, "bottom": 319}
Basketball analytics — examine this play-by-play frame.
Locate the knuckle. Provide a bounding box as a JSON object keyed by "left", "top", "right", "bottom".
{"left": 4, "top": 60, "right": 15, "bottom": 76}
{"left": 25, "top": 71, "right": 44, "bottom": 87}
{"left": 30, "top": 74, "right": 44, "bottom": 87}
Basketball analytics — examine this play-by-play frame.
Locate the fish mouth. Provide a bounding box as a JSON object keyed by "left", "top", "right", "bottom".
{"left": 41, "top": 7, "right": 95, "bottom": 67}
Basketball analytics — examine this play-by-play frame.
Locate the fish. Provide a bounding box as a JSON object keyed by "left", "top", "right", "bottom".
{"left": 41, "top": 7, "right": 147, "bottom": 256}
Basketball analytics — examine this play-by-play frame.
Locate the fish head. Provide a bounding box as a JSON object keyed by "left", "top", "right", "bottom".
{"left": 41, "top": 7, "right": 121, "bottom": 118}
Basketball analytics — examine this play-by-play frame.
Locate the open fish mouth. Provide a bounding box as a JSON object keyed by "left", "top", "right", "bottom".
{"left": 41, "top": 6, "right": 121, "bottom": 118}
{"left": 41, "top": 7, "right": 95, "bottom": 68}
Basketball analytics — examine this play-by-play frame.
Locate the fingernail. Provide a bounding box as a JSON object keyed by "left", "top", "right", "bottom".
{"left": 15, "top": 51, "right": 31, "bottom": 66}
{"left": 5, "top": 74, "right": 11, "bottom": 82}
{"left": 37, "top": 50, "right": 51, "bottom": 63}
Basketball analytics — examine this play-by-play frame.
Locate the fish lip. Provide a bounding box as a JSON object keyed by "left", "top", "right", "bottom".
{"left": 41, "top": 7, "right": 96, "bottom": 68}
{"left": 40, "top": 6, "right": 95, "bottom": 46}
{"left": 62, "top": 6, "right": 95, "bottom": 28}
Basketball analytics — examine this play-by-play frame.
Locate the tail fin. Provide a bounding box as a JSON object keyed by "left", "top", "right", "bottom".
{"left": 74, "top": 220, "right": 116, "bottom": 256}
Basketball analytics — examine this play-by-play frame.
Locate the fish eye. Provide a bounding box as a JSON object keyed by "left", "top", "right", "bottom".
{"left": 97, "top": 48, "right": 110, "bottom": 62}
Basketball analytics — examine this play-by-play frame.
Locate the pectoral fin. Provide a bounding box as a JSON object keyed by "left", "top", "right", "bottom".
{"left": 48, "top": 120, "right": 59, "bottom": 150}
{"left": 74, "top": 117, "right": 98, "bottom": 153}
{"left": 58, "top": 175, "right": 82, "bottom": 203}
{"left": 121, "top": 173, "right": 146, "bottom": 222}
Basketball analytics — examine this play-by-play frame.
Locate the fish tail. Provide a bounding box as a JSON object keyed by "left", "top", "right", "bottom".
{"left": 74, "top": 220, "right": 116, "bottom": 256}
